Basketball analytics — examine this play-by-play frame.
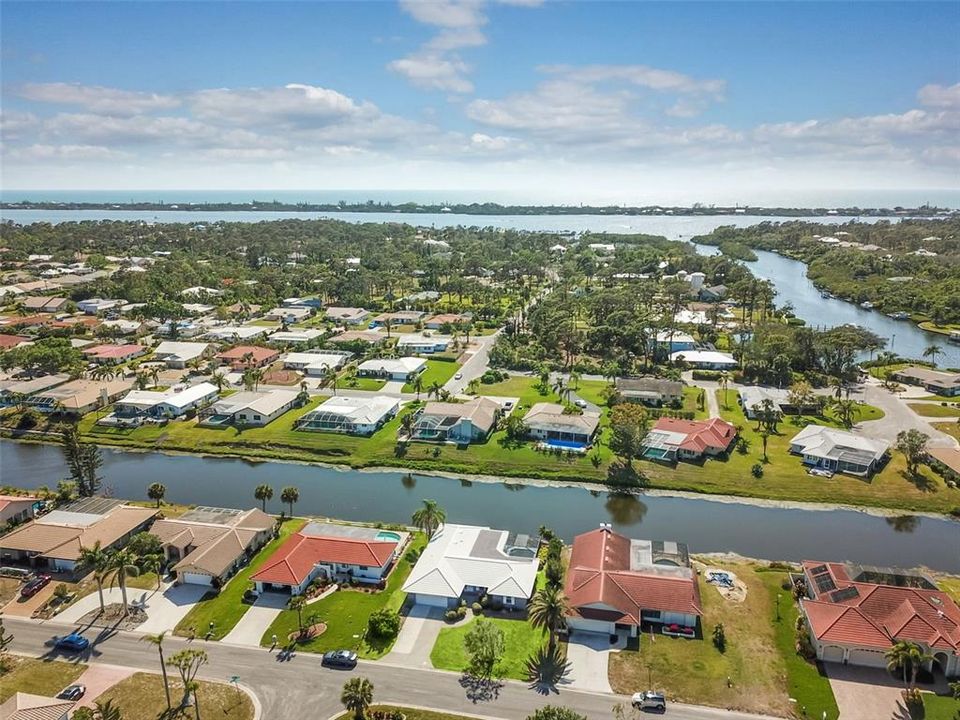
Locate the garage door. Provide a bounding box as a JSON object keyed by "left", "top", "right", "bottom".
{"left": 567, "top": 617, "right": 615, "bottom": 635}
{"left": 181, "top": 572, "right": 213, "bottom": 586}
{"left": 414, "top": 593, "right": 450, "bottom": 608}
{"left": 821, "top": 645, "right": 845, "bottom": 663}
{"left": 848, "top": 648, "right": 887, "bottom": 668}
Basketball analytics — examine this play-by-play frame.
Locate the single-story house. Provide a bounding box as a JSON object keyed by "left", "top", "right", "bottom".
{"left": 565, "top": 527, "right": 702, "bottom": 637}
{"left": 22, "top": 296, "right": 69, "bottom": 313}
{"left": 225, "top": 302, "right": 263, "bottom": 316}
{"left": 699, "top": 284, "right": 727, "bottom": 302}
{"left": 889, "top": 366, "right": 960, "bottom": 397}
{"left": 204, "top": 325, "right": 273, "bottom": 342}
{"left": 267, "top": 329, "right": 324, "bottom": 345}
{"left": 424, "top": 313, "right": 472, "bottom": 330}
{"left": 82, "top": 343, "right": 147, "bottom": 365}
{"left": 372, "top": 310, "right": 425, "bottom": 327}
{"left": 328, "top": 330, "right": 387, "bottom": 346}
{"left": 0, "top": 499, "right": 157, "bottom": 573}
{"left": 216, "top": 345, "right": 279, "bottom": 370}
{"left": 0, "top": 374, "right": 71, "bottom": 406}
{"left": 669, "top": 350, "right": 737, "bottom": 369}
{"left": 640, "top": 417, "right": 738, "bottom": 462}
{"left": 0, "top": 334, "right": 30, "bottom": 350}
{"left": 357, "top": 356, "right": 426, "bottom": 382}
{"left": 106, "top": 382, "right": 219, "bottom": 424}
{"left": 99, "top": 319, "right": 144, "bottom": 335}
{"left": 296, "top": 395, "right": 400, "bottom": 435}
{"left": 789, "top": 424, "right": 889, "bottom": 477}
{"left": 0, "top": 495, "right": 40, "bottom": 526}
{"left": 155, "top": 320, "right": 203, "bottom": 338}
{"left": 649, "top": 331, "right": 696, "bottom": 353}
{"left": 737, "top": 385, "right": 820, "bottom": 418}
{"left": 325, "top": 306, "right": 370, "bottom": 325}
{"left": 28, "top": 378, "right": 133, "bottom": 416}
{"left": 396, "top": 334, "right": 452, "bottom": 354}
{"left": 77, "top": 298, "right": 123, "bottom": 315}
{"left": 282, "top": 297, "right": 323, "bottom": 309}
{"left": 0, "top": 692, "right": 74, "bottom": 720}
{"left": 150, "top": 507, "right": 275, "bottom": 586}
{"left": 524, "top": 403, "right": 600, "bottom": 448}
{"left": 253, "top": 522, "right": 406, "bottom": 593}
{"left": 198, "top": 389, "right": 298, "bottom": 427}
{"left": 411, "top": 397, "right": 501, "bottom": 444}
{"left": 181, "top": 304, "right": 214, "bottom": 316}
{"left": 180, "top": 286, "right": 223, "bottom": 298}
{"left": 265, "top": 306, "right": 313, "bottom": 324}
{"left": 615, "top": 377, "right": 683, "bottom": 407}
{"left": 283, "top": 351, "right": 352, "bottom": 375}
{"left": 404, "top": 290, "right": 441, "bottom": 303}
{"left": 153, "top": 341, "right": 212, "bottom": 368}
{"left": 927, "top": 447, "right": 960, "bottom": 483}
{"left": 800, "top": 561, "right": 959, "bottom": 677}
{"left": 403, "top": 523, "right": 538, "bottom": 609}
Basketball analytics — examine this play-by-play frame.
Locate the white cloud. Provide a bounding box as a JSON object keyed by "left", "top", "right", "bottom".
{"left": 190, "top": 84, "right": 375, "bottom": 126}
{"left": 388, "top": 54, "right": 475, "bottom": 93}
{"left": 19, "top": 83, "right": 180, "bottom": 115}
{"left": 539, "top": 64, "right": 725, "bottom": 97}
{"left": 8, "top": 143, "right": 131, "bottom": 161}
{"left": 917, "top": 82, "right": 960, "bottom": 110}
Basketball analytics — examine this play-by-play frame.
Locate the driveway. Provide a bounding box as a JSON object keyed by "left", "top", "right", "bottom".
{"left": 222, "top": 592, "right": 288, "bottom": 647}
{"left": 74, "top": 663, "right": 135, "bottom": 708}
{"left": 54, "top": 581, "right": 209, "bottom": 634}
{"left": 826, "top": 664, "right": 908, "bottom": 720}
{"left": 2, "top": 581, "right": 57, "bottom": 617}
{"left": 444, "top": 331, "right": 500, "bottom": 395}
{"left": 564, "top": 631, "right": 627, "bottom": 693}
{"left": 381, "top": 380, "right": 407, "bottom": 396}
{"left": 384, "top": 605, "right": 447, "bottom": 666}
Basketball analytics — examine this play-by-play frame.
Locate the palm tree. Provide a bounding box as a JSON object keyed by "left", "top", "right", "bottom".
{"left": 147, "top": 482, "right": 166, "bottom": 508}
{"left": 288, "top": 594, "right": 307, "bottom": 635}
{"left": 140, "top": 631, "right": 173, "bottom": 711}
{"left": 886, "top": 640, "right": 934, "bottom": 688}
{"left": 411, "top": 499, "right": 445, "bottom": 539}
{"left": 90, "top": 365, "right": 117, "bottom": 382}
{"left": 923, "top": 344, "right": 943, "bottom": 368}
{"left": 400, "top": 413, "right": 415, "bottom": 439}
{"left": 185, "top": 680, "right": 201, "bottom": 720}
{"left": 413, "top": 375, "right": 424, "bottom": 400}
{"left": 832, "top": 398, "right": 860, "bottom": 428}
{"left": 280, "top": 486, "right": 299, "bottom": 517}
{"left": 77, "top": 541, "right": 111, "bottom": 616}
{"left": 106, "top": 548, "right": 140, "bottom": 615}
{"left": 142, "top": 552, "right": 165, "bottom": 590}
{"left": 148, "top": 366, "right": 161, "bottom": 388}
{"left": 91, "top": 699, "right": 123, "bottom": 720}
{"left": 341, "top": 677, "right": 374, "bottom": 720}
{"left": 427, "top": 380, "right": 443, "bottom": 400}
{"left": 719, "top": 371, "right": 731, "bottom": 409}
{"left": 254, "top": 484, "right": 274, "bottom": 512}
{"left": 528, "top": 584, "right": 569, "bottom": 654}
{"left": 210, "top": 370, "right": 228, "bottom": 392}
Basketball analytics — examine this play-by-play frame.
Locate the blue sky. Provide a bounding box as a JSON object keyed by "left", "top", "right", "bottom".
{"left": 2, "top": 1, "right": 958, "bottom": 202}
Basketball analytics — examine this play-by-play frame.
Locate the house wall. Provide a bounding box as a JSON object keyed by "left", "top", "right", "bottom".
{"left": 0, "top": 500, "right": 36, "bottom": 525}
{"left": 234, "top": 399, "right": 295, "bottom": 426}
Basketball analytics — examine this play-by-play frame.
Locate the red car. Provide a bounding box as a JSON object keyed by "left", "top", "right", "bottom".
{"left": 20, "top": 575, "right": 51, "bottom": 598}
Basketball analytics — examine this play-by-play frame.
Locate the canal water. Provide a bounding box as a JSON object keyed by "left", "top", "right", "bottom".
{"left": 2, "top": 441, "right": 957, "bottom": 572}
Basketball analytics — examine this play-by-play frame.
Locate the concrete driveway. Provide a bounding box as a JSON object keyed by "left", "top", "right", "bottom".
{"left": 564, "top": 631, "right": 627, "bottom": 693}
{"left": 826, "top": 664, "right": 909, "bottom": 720}
{"left": 222, "top": 592, "right": 288, "bottom": 647}
{"left": 54, "top": 581, "right": 209, "bottom": 634}
{"left": 74, "top": 663, "right": 135, "bottom": 708}
{"left": 385, "top": 605, "right": 448, "bottom": 666}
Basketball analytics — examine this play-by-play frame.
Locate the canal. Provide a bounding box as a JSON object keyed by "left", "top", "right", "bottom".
{"left": 2, "top": 441, "right": 958, "bottom": 572}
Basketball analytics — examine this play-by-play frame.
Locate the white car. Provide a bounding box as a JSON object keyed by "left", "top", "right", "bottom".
{"left": 574, "top": 399, "right": 587, "bottom": 408}
{"left": 631, "top": 690, "right": 666, "bottom": 711}
{"left": 454, "top": 372, "right": 463, "bottom": 380}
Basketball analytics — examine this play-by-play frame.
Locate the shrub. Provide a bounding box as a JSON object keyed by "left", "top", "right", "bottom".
{"left": 456, "top": 605, "right": 467, "bottom": 619}
{"left": 444, "top": 609, "right": 459, "bottom": 622}
{"left": 367, "top": 609, "right": 401, "bottom": 639}
{"left": 16, "top": 409, "right": 42, "bottom": 429}
{"left": 471, "top": 602, "right": 483, "bottom": 615}
{"left": 691, "top": 370, "right": 722, "bottom": 381}
{"left": 751, "top": 463, "right": 764, "bottom": 478}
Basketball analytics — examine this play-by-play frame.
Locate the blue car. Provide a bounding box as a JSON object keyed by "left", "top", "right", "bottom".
{"left": 55, "top": 633, "right": 89, "bottom": 652}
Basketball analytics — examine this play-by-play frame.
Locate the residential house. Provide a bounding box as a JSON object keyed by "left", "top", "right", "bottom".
{"left": 253, "top": 522, "right": 407, "bottom": 593}
{"left": 927, "top": 447, "right": 960, "bottom": 484}
{"left": 0, "top": 498, "right": 156, "bottom": 573}
{"left": 283, "top": 351, "right": 352, "bottom": 375}
{"left": 282, "top": 297, "right": 323, "bottom": 309}
{"left": 205, "top": 325, "right": 274, "bottom": 342}
{"left": 800, "top": 561, "right": 959, "bottom": 677}
{"left": 403, "top": 523, "right": 538, "bottom": 609}
{"left": 296, "top": 396, "right": 400, "bottom": 435}
{"left": 325, "top": 306, "right": 370, "bottom": 325}
{"left": 21, "top": 296, "right": 69, "bottom": 313}
{"left": 28, "top": 378, "right": 133, "bottom": 416}
{"left": 181, "top": 303, "right": 214, "bottom": 316}
{"left": 268, "top": 328, "right": 324, "bottom": 346}
{"left": 357, "top": 357, "right": 426, "bottom": 382}
{"left": 0, "top": 495, "right": 40, "bottom": 526}
{"left": 77, "top": 298, "right": 123, "bottom": 315}
{"left": 640, "top": 417, "right": 738, "bottom": 462}
{"left": 99, "top": 319, "right": 144, "bottom": 335}
{"left": 649, "top": 331, "right": 696, "bottom": 353}
{"left": 615, "top": 377, "right": 683, "bottom": 407}
{"left": 0, "top": 334, "right": 30, "bottom": 349}
{"left": 180, "top": 286, "right": 223, "bottom": 298}
{"left": 216, "top": 345, "right": 279, "bottom": 370}
{"left": 153, "top": 341, "right": 212, "bottom": 368}
{"left": 736, "top": 385, "right": 821, "bottom": 418}
{"left": 424, "top": 313, "right": 472, "bottom": 330}
{"left": 265, "top": 306, "right": 313, "bottom": 324}
{"left": 396, "top": 334, "right": 452, "bottom": 354}
{"left": 106, "top": 382, "right": 219, "bottom": 424}
{"left": 789, "top": 425, "right": 889, "bottom": 477}
{"left": 411, "top": 397, "right": 501, "bottom": 443}
{"left": 669, "top": 350, "right": 737, "bottom": 369}
{"left": 328, "top": 329, "right": 386, "bottom": 346}
{"left": 524, "top": 403, "right": 600, "bottom": 449}
{"left": 372, "top": 310, "right": 425, "bottom": 327}
{"left": 150, "top": 507, "right": 275, "bottom": 586}
{"left": 889, "top": 366, "right": 960, "bottom": 397}
{"left": 198, "top": 389, "right": 298, "bottom": 427}
{"left": 0, "top": 693, "right": 74, "bottom": 720}
{"left": 0, "top": 374, "right": 71, "bottom": 406}
{"left": 565, "top": 526, "right": 702, "bottom": 637}
{"left": 82, "top": 343, "right": 147, "bottom": 365}
{"left": 699, "top": 284, "right": 728, "bottom": 302}
{"left": 155, "top": 320, "right": 203, "bottom": 338}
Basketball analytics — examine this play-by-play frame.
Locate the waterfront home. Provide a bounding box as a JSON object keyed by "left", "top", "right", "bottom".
{"left": 410, "top": 397, "right": 501, "bottom": 444}
{"left": 0, "top": 374, "right": 71, "bottom": 406}
{"left": 199, "top": 389, "right": 298, "bottom": 427}
{"left": 28, "top": 377, "right": 133, "bottom": 416}
{"left": 153, "top": 341, "right": 212, "bottom": 368}
{"left": 82, "top": 343, "right": 147, "bottom": 365}
{"left": 403, "top": 523, "right": 537, "bottom": 609}
{"left": 523, "top": 403, "right": 600, "bottom": 449}
{"left": 737, "top": 385, "right": 819, "bottom": 418}
{"left": 106, "top": 382, "right": 219, "bottom": 424}
{"left": 150, "top": 507, "right": 275, "bottom": 586}
{"left": 0, "top": 498, "right": 156, "bottom": 574}
{"left": 204, "top": 325, "right": 274, "bottom": 342}
{"left": 372, "top": 310, "right": 425, "bottom": 326}
{"left": 216, "top": 345, "right": 279, "bottom": 370}
{"left": 253, "top": 521, "right": 406, "bottom": 593}
{"left": 649, "top": 331, "right": 696, "bottom": 353}
{"left": 889, "top": 366, "right": 960, "bottom": 397}
{"left": 565, "top": 526, "right": 702, "bottom": 638}
{"left": 615, "top": 377, "right": 683, "bottom": 407}
{"left": 669, "top": 349, "right": 737, "bottom": 369}
{"left": 325, "top": 306, "right": 370, "bottom": 325}
{"left": 22, "top": 296, "right": 69, "bottom": 313}
{"left": 800, "top": 561, "right": 959, "bottom": 677}
{"left": 640, "top": 417, "right": 738, "bottom": 462}
{"left": 282, "top": 350, "right": 352, "bottom": 375}
{"left": 0, "top": 495, "right": 40, "bottom": 526}
{"left": 424, "top": 313, "right": 472, "bottom": 330}
{"left": 0, "top": 692, "right": 74, "bottom": 720}
{"left": 296, "top": 395, "right": 400, "bottom": 435}
{"left": 357, "top": 356, "right": 426, "bottom": 382}
{"left": 328, "top": 329, "right": 387, "bottom": 346}
{"left": 789, "top": 425, "right": 889, "bottom": 477}
{"left": 268, "top": 328, "right": 324, "bottom": 346}
{"left": 927, "top": 447, "right": 960, "bottom": 483}
{"left": 396, "top": 334, "right": 452, "bottom": 354}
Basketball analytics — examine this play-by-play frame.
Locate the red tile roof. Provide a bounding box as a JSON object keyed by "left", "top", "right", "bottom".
{"left": 252, "top": 533, "right": 398, "bottom": 586}
{"left": 217, "top": 346, "right": 278, "bottom": 362}
{"left": 801, "top": 560, "right": 960, "bottom": 651}
{"left": 83, "top": 344, "right": 145, "bottom": 359}
{"left": 653, "top": 417, "right": 737, "bottom": 454}
{"left": 0, "top": 334, "right": 29, "bottom": 349}
{"left": 564, "top": 528, "right": 702, "bottom": 626}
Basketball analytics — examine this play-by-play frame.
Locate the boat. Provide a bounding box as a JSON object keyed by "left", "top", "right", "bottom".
{"left": 820, "top": 291, "right": 835, "bottom": 299}
{"left": 888, "top": 311, "right": 910, "bottom": 320}
{"left": 860, "top": 301, "right": 874, "bottom": 309}
{"left": 948, "top": 330, "right": 960, "bottom": 344}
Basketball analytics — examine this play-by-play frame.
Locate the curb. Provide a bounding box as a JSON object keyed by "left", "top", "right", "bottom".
{"left": 235, "top": 681, "right": 262, "bottom": 720}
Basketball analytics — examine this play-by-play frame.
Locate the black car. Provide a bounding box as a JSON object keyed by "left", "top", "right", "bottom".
{"left": 322, "top": 649, "right": 358, "bottom": 669}
{"left": 57, "top": 684, "right": 86, "bottom": 701}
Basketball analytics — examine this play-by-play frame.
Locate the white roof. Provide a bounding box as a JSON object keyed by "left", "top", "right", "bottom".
{"left": 269, "top": 329, "right": 323, "bottom": 343}
{"left": 674, "top": 310, "right": 709, "bottom": 325}
{"left": 210, "top": 389, "right": 297, "bottom": 417}
{"left": 654, "top": 330, "right": 695, "bottom": 343}
{"left": 154, "top": 341, "right": 210, "bottom": 362}
{"left": 402, "top": 523, "right": 537, "bottom": 600}
{"left": 205, "top": 325, "right": 272, "bottom": 341}
{"left": 119, "top": 382, "right": 218, "bottom": 410}
{"left": 738, "top": 385, "right": 791, "bottom": 408}
{"left": 357, "top": 357, "right": 426, "bottom": 374}
{"left": 396, "top": 334, "right": 451, "bottom": 348}
{"left": 284, "top": 352, "right": 350, "bottom": 368}
{"left": 669, "top": 350, "right": 737, "bottom": 366}
{"left": 305, "top": 395, "right": 399, "bottom": 424}
{"left": 790, "top": 424, "right": 889, "bottom": 462}
{"left": 181, "top": 286, "right": 222, "bottom": 296}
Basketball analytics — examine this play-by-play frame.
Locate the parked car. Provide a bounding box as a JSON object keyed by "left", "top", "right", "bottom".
{"left": 574, "top": 399, "right": 588, "bottom": 408}
{"left": 454, "top": 372, "right": 463, "bottom": 380}
{"left": 631, "top": 690, "right": 666, "bottom": 712}
{"left": 322, "top": 649, "right": 358, "bottom": 669}
{"left": 57, "top": 684, "right": 86, "bottom": 701}
{"left": 20, "top": 574, "right": 51, "bottom": 598}
{"left": 241, "top": 589, "right": 260, "bottom": 605}
{"left": 55, "top": 633, "right": 90, "bottom": 652}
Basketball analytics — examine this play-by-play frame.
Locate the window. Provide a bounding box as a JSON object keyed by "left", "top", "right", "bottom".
{"left": 504, "top": 596, "right": 515, "bottom": 606}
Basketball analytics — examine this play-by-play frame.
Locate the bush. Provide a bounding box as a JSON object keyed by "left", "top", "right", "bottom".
{"left": 471, "top": 602, "right": 483, "bottom": 615}
{"left": 751, "top": 463, "right": 764, "bottom": 478}
{"left": 367, "top": 609, "right": 401, "bottom": 639}
{"left": 456, "top": 605, "right": 467, "bottom": 619}
{"left": 16, "top": 409, "right": 42, "bottom": 429}
{"left": 444, "top": 609, "right": 459, "bottom": 622}
{"left": 691, "top": 370, "right": 722, "bottom": 380}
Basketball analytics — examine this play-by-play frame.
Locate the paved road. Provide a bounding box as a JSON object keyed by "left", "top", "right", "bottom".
{"left": 5, "top": 617, "right": 779, "bottom": 720}
{"left": 444, "top": 331, "right": 501, "bottom": 396}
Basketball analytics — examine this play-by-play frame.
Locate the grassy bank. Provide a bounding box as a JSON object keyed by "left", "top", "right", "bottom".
{"left": 430, "top": 615, "right": 547, "bottom": 681}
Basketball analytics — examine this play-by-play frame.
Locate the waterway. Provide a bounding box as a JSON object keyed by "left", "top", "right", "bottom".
{"left": 1, "top": 442, "right": 958, "bottom": 572}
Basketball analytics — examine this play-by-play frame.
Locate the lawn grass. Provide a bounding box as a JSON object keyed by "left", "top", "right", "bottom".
{"left": 173, "top": 517, "right": 305, "bottom": 640}
{"left": 933, "top": 422, "right": 960, "bottom": 443}
{"left": 0, "top": 657, "right": 86, "bottom": 701}
{"left": 609, "top": 563, "right": 804, "bottom": 717}
{"left": 334, "top": 707, "right": 474, "bottom": 720}
{"left": 922, "top": 693, "right": 960, "bottom": 720}
{"left": 429, "top": 615, "right": 546, "bottom": 681}
{"left": 260, "top": 534, "right": 426, "bottom": 658}
{"left": 0, "top": 577, "right": 22, "bottom": 607}
{"left": 403, "top": 359, "right": 460, "bottom": 393}
{"left": 908, "top": 403, "right": 960, "bottom": 418}
{"left": 683, "top": 385, "right": 710, "bottom": 419}
{"left": 342, "top": 376, "right": 387, "bottom": 391}
{"left": 936, "top": 575, "right": 960, "bottom": 605}
{"left": 97, "top": 672, "right": 253, "bottom": 720}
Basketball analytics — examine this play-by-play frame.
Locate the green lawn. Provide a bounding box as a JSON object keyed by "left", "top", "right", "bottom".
{"left": 342, "top": 376, "right": 387, "bottom": 391}
{"left": 429, "top": 615, "right": 547, "bottom": 681}
{"left": 174, "top": 517, "right": 305, "bottom": 640}
{"left": 923, "top": 693, "right": 960, "bottom": 720}
{"left": 0, "top": 658, "right": 86, "bottom": 701}
{"left": 98, "top": 673, "right": 254, "bottom": 720}
{"left": 933, "top": 422, "right": 960, "bottom": 443}
{"left": 334, "top": 708, "right": 474, "bottom": 720}
{"left": 403, "top": 359, "right": 460, "bottom": 393}
{"left": 683, "top": 385, "right": 710, "bottom": 419}
{"left": 908, "top": 403, "right": 960, "bottom": 418}
{"left": 260, "top": 534, "right": 426, "bottom": 658}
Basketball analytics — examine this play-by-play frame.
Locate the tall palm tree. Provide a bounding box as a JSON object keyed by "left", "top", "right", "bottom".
{"left": 140, "top": 631, "right": 173, "bottom": 711}
{"left": 142, "top": 552, "right": 165, "bottom": 589}
{"left": 719, "top": 371, "right": 731, "bottom": 409}
{"left": 185, "top": 680, "right": 201, "bottom": 720}
{"left": 923, "top": 344, "right": 943, "bottom": 368}
{"left": 288, "top": 594, "right": 307, "bottom": 635}
{"left": 147, "top": 482, "right": 166, "bottom": 508}
{"left": 340, "top": 677, "right": 374, "bottom": 720}
{"left": 528, "top": 584, "right": 569, "bottom": 654}
{"left": 254, "top": 484, "right": 274, "bottom": 512}
{"left": 77, "top": 541, "right": 110, "bottom": 616}
{"left": 106, "top": 548, "right": 140, "bottom": 616}
{"left": 280, "top": 486, "right": 299, "bottom": 517}
{"left": 886, "top": 640, "right": 934, "bottom": 688}
{"left": 427, "top": 380, "right": 443, "bottom": 400}
{"left": 413, "top": 375, "right": 424, "bottom": 400}
{"left": 148, "top": 366, "right": 161, "bottom": 388}
{"left": 210, "top": 370, "right": 228, "bottom": 392}
{"left": 400, "top": 412, "right": 415, "bottom": 439}
{"left": 411, "top": 499, "right": 445, "bottom": 539}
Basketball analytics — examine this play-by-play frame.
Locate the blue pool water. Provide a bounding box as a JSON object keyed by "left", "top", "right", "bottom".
{"left": 545, "top": 439, "right": 587, "bottom": 450}
{"left": 376, "top": 531, "right": 402, "bottom": 542}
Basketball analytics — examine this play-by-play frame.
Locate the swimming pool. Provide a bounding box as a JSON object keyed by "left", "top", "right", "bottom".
{"left": 544, "top": 439, "right": 587, "bottom": 450}
{"left": 375, "top": 530, "right": 402, "bottom": 542}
